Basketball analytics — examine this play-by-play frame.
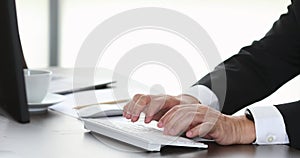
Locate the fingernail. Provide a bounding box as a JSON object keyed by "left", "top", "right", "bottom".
{"left": 145, "top": 118, "right": 150, "bottom": 123}
{"left": 157, "top": 122, "right": 163, "bottom": 128}
{"left": 131, "top": 116, "right": 138, "bottom": 122}
{"left": 186, "top": 131, "right": 193, "bottom": 137}
{"left": 126, "top": 113, "right": 131, "bottom": 119}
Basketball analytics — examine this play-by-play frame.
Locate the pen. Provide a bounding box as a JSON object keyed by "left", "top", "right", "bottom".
{"left": 73, "top": 99, "right": 129, "bottom": 110}
{"left": 56, "top": 81, "right": 116, "bottom": 95}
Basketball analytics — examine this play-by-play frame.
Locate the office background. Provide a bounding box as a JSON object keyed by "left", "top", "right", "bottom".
{"left": 15, "top": 0, "right": 299, "bottom": 112}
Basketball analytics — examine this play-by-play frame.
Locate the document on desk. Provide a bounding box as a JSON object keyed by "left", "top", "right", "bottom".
{"left": 48, "top": 67, "right": 117, "bottom": 94}
{"left": 50, "top": 89, "right": 129, "bottom": 118}
{"left": 49, "top": 76, "right": 114, "bottom": 95}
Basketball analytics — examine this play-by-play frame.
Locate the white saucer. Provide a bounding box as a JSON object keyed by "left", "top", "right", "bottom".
{"left": 28, "top": 93, "right": 65, "bottom": 113}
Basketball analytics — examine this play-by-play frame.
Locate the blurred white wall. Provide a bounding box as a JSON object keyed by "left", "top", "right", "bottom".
{"left": 16, "top": 0, "right": 49, "bottom": 68}
{"left": 59, "top": 0, "right": 291, "bottom": 68}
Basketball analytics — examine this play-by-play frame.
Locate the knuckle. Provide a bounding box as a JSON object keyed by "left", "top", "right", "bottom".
{"left": 134, "top": 103, "right": 143, "bottom": 109}
{"left": 139, "top": 95, "right": 149, "bottom": 105}
{"left": 165, "top": 95, "right": 179, "bottom": 106}
{"left": 133, "top": 94, "right": 142, "bottom": 101}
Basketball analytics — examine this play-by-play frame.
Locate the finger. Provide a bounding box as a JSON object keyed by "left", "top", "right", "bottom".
{"left": 158, "top": 105, "right": 181, "bottom": 128}
{"left": 160, "top": 105, "right": 199, "bottom": 135}
{"left": 164, "top": 95, "right": 181, "bottom": 108}
{"left": 123, "top": 102, "right": 128, "bottom": 117}
{"left": 163, "top": 106, "right": 201, "bottom": 135}
{"left": 124, "top": 94, "right": 145, "bottom": 116}
{"left": 152, "top": 110, "right": 167, "bottom": 121}
{"left": 158, "top": 104, "right": 197, "bottom": 127}
{"left": 186, "top": 108, "right": 221, "bottom": 138}
{"left": 187, "top": 104, "right": 219, "bottom": 128}
{"left": 186, "top": 121, "right": 216, "bottom": 138}
{"left": 123, "top": 100, "right": 136, "bottom": 119}
{"left": 130, "top": 94, "right": 151, "bottom": 122}
{"left": 124, "top": 94, "right": 140, "bottom": 113}
{"left": 127, "top": 94, "right": 143, "bottom": 114}
{"left": 165, "top": 111, "right": 197, "bottom": 136}
{"left": 123, "top": 95, "right": 144, "bottom": 120}
{"left": 144, "top": 95, "right": 167, "bottom": 123}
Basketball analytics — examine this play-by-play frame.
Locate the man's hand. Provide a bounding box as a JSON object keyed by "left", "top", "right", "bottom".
{"left": 158, "top": 104, "right": 256, "bottom": 145}
{"left": 123, "top": 94, "right": 199, "bottom": 123}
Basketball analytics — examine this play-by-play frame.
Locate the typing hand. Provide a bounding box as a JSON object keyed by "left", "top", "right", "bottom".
{"left": 158, "top": 104, "right": 256, "bottom": 145}
{"left": 123, "top": 94, "right": 199, "bottom": 123}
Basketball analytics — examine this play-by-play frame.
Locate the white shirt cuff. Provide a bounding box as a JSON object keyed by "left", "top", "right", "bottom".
{"left": 247, "top": 106, "right": 289, "bottom": 145}
{"left": 183, "top": 85, "right": 220, "bottom": 111}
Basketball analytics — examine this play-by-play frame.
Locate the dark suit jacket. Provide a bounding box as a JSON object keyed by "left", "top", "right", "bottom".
{"left": 195, "top": 0, "right": 300, "bottom": 149}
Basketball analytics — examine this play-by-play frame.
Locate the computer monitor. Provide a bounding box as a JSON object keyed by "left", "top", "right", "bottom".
{"left": 0, "top": 0, "right": 30, "bottom": 123}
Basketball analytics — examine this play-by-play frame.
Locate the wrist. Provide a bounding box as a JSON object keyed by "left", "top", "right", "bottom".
{"left": 206, "top": 114, "right": 256, "bottom": 145}
{"left": 235, "top": 115, "right": 256, "bottom": 144}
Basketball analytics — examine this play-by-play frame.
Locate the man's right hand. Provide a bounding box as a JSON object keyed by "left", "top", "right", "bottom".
{"left": 123, "top": 94, "right": 200, "bottom": 123}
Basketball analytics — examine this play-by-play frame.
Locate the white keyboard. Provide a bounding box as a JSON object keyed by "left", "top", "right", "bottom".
{"left": 82, "top": 118, "right": 208, "bottom": 151}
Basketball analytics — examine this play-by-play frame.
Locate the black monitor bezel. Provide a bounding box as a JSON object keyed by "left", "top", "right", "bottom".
{"left": 0, "top": 0, "right": 30, "bottom": 123}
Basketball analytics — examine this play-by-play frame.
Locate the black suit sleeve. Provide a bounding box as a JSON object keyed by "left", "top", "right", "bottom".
{"left": 276, "top": 101, "right": 300, "bottom": 149}
{"left": 194, "top": 1, "right": 300, "bottom": 148}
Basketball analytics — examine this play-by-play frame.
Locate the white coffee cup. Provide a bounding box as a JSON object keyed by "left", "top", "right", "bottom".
{"left": 24, "top": 69, "right": 52, "bottom": 103}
